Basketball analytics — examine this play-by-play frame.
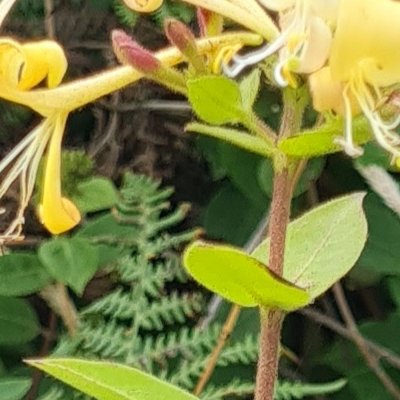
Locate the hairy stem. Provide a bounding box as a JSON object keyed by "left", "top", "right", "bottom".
{"left": 255, "top": 169, "right": 291, "bottom": 400}
{"left": 255, "top": 88, "right": 305, "bottom": 400}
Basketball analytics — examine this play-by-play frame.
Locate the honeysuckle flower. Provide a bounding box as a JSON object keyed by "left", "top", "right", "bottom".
{"left": 224, "top": 0, "right": 338, "bottom": 84}
{"left": 311, "top": 0, "right": 400, "bottom": 160}
{"left": 0, "top": 38, "right": 80, "bottom": 240}
{"left": 0, "top": 27, "right": 261, "bottom": 242}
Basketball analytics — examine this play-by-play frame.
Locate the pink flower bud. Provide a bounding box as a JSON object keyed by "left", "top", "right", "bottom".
{"left": 164, "top": 18, "right": 196, "bottom": 52}
{"left": 111, "top": 29, "right": 160, "bottom": 73}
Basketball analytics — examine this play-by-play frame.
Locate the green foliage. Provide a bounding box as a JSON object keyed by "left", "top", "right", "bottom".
{"left": 274, "top": 379, "right": 347, "bottom": 400}
{"left": 183, "top": 241, "right": 310, "bottom": 310}
{"left": 253, "top": 193, "right": 368, "bottom": 299}
{"left": 188, "top": 76, "right": 246, "bottom": 125}
{"left": 113, "top": 1, "right": 138, "bottom": 28}
{"left": 38, "top": 237, "right": 99, "bottom": 295}
{"left": 28, "top": 358, "right": 198, "bottom": 400}
{"left": 278, "top": 117, "right": 371, "bottom": 157}
{"left": 0, "top": 254, "right": 51, "bottom": 296}
{"left": 113, "top": 0, "right": 194, "bottom": 28}
{"left": 0, "top": 377, "right": 32, "bottom": 400}
{"left": 0, "top": 296, "right": 39, "bottom": 345}
{"left": 72, "top": 177, "right": 118, "bottom": 213}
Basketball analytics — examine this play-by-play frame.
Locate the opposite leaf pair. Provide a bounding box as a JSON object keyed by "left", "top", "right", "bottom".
{"left": 184, "top": 193, "right": 367, "bottom": 311}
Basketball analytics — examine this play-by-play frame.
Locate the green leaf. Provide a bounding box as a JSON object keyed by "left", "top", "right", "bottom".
{"left": 203, "top": 184, "right": 266, "bottom": 246}
{"left": 0, "top": 296, "right": 40, "bottom": 345}
{"left": 183, "top": 241, "right": 310, "bottom": 311}
{"left": 76, "top": 213, "right": 139, "bottom": 239}
{"left": 186, "top": 122, "right": 273, "bottom": 157}
{"left": 239, "top": 69, "right": 261, "bottom": 111}
{"left": 0, "top": 377, "right": 32, "bottom": 400}
{"left": 279, "top": 117, "right": 370, "bottom": 157}
{"left": 38, "top": 238, "right": 99, "bottom": 295}
{"left": 187, "top": 76, "right": 245, "bottom": 125}
{"left": 72, "top": 177, "right": 118, "bottom": 213}
{"left": 356, "top": 193, "right": 400, "bottom": 276}
{"left": 0, "top": 254, "right": 52, "bottom": 296}
{"left": 253, "top": 193, "right": 368, "bottom": 299}
{"left": 26, "top": 358, "right": 198, "bottom": 400}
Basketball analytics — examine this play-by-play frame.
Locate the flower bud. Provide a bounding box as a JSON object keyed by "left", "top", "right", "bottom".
{"left": 111, "top": 29, "right": 160, "bottom": 73}
{"left": 164, "top": 18, "right": 205, "bottom": 73}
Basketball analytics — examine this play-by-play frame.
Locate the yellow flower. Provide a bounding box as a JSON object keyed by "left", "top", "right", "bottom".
{"left": 0, "top": 26, "right": 261, "bottom": 242}
{"left": 224, "top": 0, "right": 337, "bottom": 83}
{"left": 0, "top": 38, "right": 80, "bottom": 240}
{"left": 311, "top": 0, "right": 400, "bottom": 159}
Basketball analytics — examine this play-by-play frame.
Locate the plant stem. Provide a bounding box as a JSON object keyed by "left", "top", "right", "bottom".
{"left": 255, "top": 88, "right": 305, "bottom": 400}
{"left": 255, "top": 169, "right": 291, "bottom": 400}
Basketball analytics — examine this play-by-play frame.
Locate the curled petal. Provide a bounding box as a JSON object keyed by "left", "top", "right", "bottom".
{"left": 19, "top": 41, "right": 67, "bottom": 89}
{"left": 122, "top": 0, "right": 162, "bottom": 13}
{"left": 0, "top": 38, "right": 67, "bottom": 90}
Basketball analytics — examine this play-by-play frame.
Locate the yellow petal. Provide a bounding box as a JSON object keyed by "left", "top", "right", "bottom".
{"left": 18, "top": 40, "right": 67, "bottom": 90}
{"left": 309, "top": 66, "right": 359, "bottom": 115}
{"left": 330, "top": 0, "right": 400, "bottom": 86}
{"left": 296, "top": 16, "right": 331, "bottom": 74}
{"left": 38, "top": 113, "right": 81, "bottom": 234}
{"left": 0, "top": 38, "right": 24, "bottom": 86}
{"left": 122, "top": 0, "right": 163, "bottom": 13}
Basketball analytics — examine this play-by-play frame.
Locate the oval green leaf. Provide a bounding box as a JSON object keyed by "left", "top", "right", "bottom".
{"left": 72, "top": 176, "right": 118, "bottom": 213}
{"left": 187, "top": 76, "right": 244, "bottom": 125}
{"left": 183, "top": 241, "right": 310, "bottom": 311}
{"left": 38, "top": 237, "right": 99, "bottom": 295}
{"left": 0, "top": 296, "right": 40, "bottom": 345}
{"left": 0, "top": 254, "right": 52, "bottom": 296}
{"left": 26, "top": 358, "right": 198, "bottom": 400}
{"left": 252, "top": 193, "right": 368, "bottom": 299}
{"left": 279, "top": 118, "right": 370, "bottom": 157}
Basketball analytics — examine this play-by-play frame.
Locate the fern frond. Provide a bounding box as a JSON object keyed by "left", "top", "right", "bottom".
{"left": 201, "top": 380, "right": 255, "bottom": 400}
{"left": 217, "top": 334, "right": 259, "bottom": 367}
{"left": 138, "top": 325, "right": 221, "bottom": 365}
{"left": 275, "top": 379, "right": 347, "bottom": 400}
{"left": 140, "top": 292, "right": 204, "bottom": 330}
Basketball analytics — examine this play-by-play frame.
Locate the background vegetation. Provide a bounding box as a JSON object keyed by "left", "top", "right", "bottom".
{"left": 0, "top": 1, "right": 400, "bottom": 399}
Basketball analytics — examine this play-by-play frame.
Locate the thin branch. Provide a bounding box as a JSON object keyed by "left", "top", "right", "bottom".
{"left": 299, "top": 308, "right": 400, "bottom": 371}
{"left": 333, "top": 283, "right": 400, "bottom": 400}
{"left": 100, "top": 99, "right": 192, "bottom": 114}
{"left": 43, "top": 0, "right": 56, "bottom": 39}
{"left": 193, "top": 304, "right": 241, "bottom": 395}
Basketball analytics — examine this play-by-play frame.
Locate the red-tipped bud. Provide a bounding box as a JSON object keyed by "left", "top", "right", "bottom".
{"left": 111, "top": 29, "right": 160, "bottom": 73}
{"left": 164, "top": 18, "right": 196, "bottom": 52}
{"left": 164, "top": 18, "right": 206, "bottom": 73}
{"left": 196, "top": 7, "right": 223, "bottom": 37}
